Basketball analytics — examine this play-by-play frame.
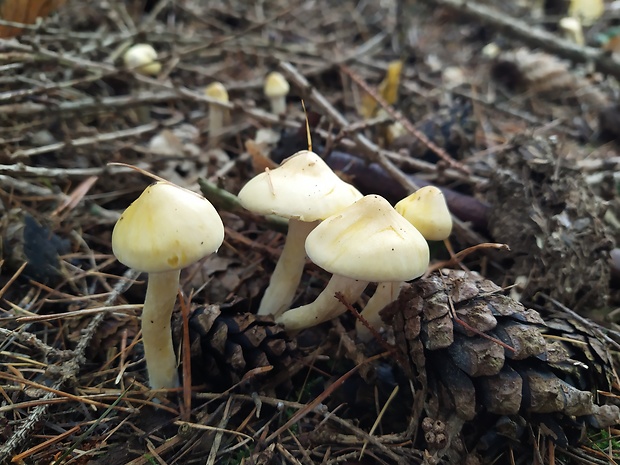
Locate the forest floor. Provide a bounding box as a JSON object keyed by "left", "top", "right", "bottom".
{"left": 1, "top": 0, "right": 620, "bottom": 464}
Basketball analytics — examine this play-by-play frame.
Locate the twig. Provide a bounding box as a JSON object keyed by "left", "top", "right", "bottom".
{"left": 9, "top": 425, "right": 81, "bottom": 464}
{"left": 0, "top": 262, "right": 26, "bottom": 301}
{"left": 276, "top": 443, "right": 305, "bottom": 465}
{"left": 0, "top": 175, "right": 120, "bottom": 223}
{"left": 325, "top": 413, "right": 414, "bottom": 463}
{"left": 15, "top": 304, "right": 141, "bottom": 322}
{"left": 10, "top": 122, "right": 160, "bottom": 159}
{"left": 0, "top": 163, "right": 134, "bottom": 178}
{"left": 50, "top": 389, "right": 129, "bottom": 465}
{"left": 418, "top": 0, "right": 620, "bottom": 79}
{"left": 0, "top": 327, "right": 73, "bottom": 359}
{"left": 0, "top": 91, "right": 182, "bottom": 117}
{"left": 0, "top": 269, "right": 140, "bottom": 462}
{"left": 359, "top": 385, "right": 400, "bottom": 459}
{"left": 0, "top": 175, "right": 68, "bottom": 198}
{"left": 427, "top": 242, "right": 509, "bottom": 273}
{"left": 0, "top": 372, "right": 134, "bottom": 412}
{"left": 206, "top": 397, "right": 234, "bottom": 465}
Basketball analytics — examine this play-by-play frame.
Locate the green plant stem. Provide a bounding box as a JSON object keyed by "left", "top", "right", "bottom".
{"left": 198, "top": 178, "right": 288, "bottom": 233}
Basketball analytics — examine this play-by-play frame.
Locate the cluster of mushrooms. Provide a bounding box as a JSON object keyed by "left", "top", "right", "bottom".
{"left": 111, "top": 151, "right": 453, "bottom": 390}
{"left": 113, "top": 44, "right": 453, "bottom": 391}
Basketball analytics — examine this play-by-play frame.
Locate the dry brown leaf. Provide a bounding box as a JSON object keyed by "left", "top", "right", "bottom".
{"left": 0, "top": 0, "right": 66, "bottom": 38}
{"left": 245, "top": 139, "right": 277, "bottom": 173}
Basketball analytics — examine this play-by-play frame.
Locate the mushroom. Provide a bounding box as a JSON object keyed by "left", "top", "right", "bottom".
{"left": 123, "top": 43, "right": 161, "bottom": 76}
{"left": 238, "top": 150, "right": 362, "bottom": 318}
{"left": 264, "top": 71, "right": 290, "bottom": 115}
{"left": 204, "top": 82, "right": 230, "bottom": 147}
{"left": 122, "top": 43, "right": 161, "bottom": 122}
{"left": 394, "top": 186, "right": 453, "bottom": 241}
{"left": 112, "top": 182, "right": 224, "bottom": 390}
{"left": 356, "top": 186, "right": 453, "bottom": 340}
{"left": 277, "top": 195, "right": 429, "bottom": 332}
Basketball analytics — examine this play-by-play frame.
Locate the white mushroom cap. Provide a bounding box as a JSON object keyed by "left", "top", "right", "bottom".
{"left": 264, "top": 71, "right": 290, "bottom": 98}
{"left": 123, "top": 43, "right": 161, "bottom": 76}
{"left": 205, "top": 82, "right": 229, "bottom": 103}
{"left": 305, "top": 194, "right": 430, "bottom": 282}
{"left": 238, "top": 150, "right": 362, "bottom": 221}
{"left": 395, "top": 186, "right": 453, "bottom": 241}
{"left": 112, "top": 182, "right": 225, "bottom": 273}
{"left": 568, "top": 0, "right": 603, "bottom": 26}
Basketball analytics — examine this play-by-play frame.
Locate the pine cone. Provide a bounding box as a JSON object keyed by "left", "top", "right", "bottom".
{"left": 381, "top": 269, "right": 620, "bottom": 462}
{"left": 178, "top": 305, "right": 297, "bottom": 391}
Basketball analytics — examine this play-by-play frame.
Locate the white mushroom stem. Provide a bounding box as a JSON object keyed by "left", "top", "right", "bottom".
{"left": 257, "top": 219, "right": 319, "bottom": 317}
{"left": 356, "top": 281, "right": 403, "bottom": 342}
{"left": 276, "top": 275, "right": 368, "bottom": 331}
{"left": 269, "top": 96, "right": 286, "bottom": 115}
{"left": 142, "top": 270, "right": 181, "bottom": 390}
{"left": 209, "top": 103, "right": 226, "bottom": 147}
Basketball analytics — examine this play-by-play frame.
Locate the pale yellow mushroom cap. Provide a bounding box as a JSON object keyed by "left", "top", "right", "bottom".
{"left": 264, "top": 71, "right": 290, "bottom": 98}
{"left": 305, "top": 194, "right": 429, "bottom": 282}
{"left": 568, "top": 0, "right": 603, "bottom": 26}
{"left": 395, "top": 186, "right": 453, "bottom": 241}
{"left": 112, "top": 182, "right": 224, "bottom": 273}
{"left": 238, "top": 150, "right": 362, "bottom": 221}
{"left": 123, "top": 43, "right": 161, "bottom": 76}
{"left": 205, "top": 82, "right": 229, "bottom": 103}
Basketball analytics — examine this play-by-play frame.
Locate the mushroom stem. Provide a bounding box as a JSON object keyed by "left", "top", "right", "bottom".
{"left": 269, "top": 96, "right": 286, "bottom": 115}
{"left": 356, "top": 281, "right": 403, "bottom": 341}
{"left": 142, "top": 270, "right": 180, "bottom": 390}
{"left": 276, "top": 275, "right": 368, "bottom": 331}
{"left": 205, "top": 82, "right": 229, "bottom": 148}
{"left": 257, "top": 219, "right": 319, "bottom": 317}
{"left": 209, "top": 104, "right": 226, "bottom": 147}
